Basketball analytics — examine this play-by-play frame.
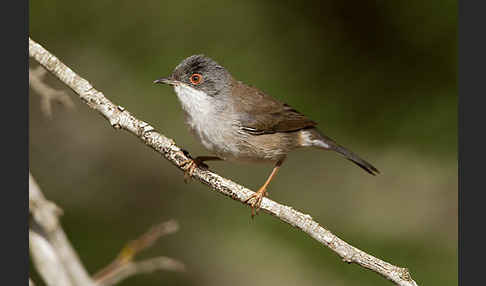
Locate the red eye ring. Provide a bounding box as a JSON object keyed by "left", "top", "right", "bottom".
{"left": 189, "top": 73, "right": 203, "bottom": 85}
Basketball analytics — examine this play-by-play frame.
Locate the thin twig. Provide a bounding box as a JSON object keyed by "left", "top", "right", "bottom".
{"left": 29, "top": 37, "right": 418, "bottom": 286}
{"left": 93, "top": 220, "right": 182, "bottom": 284}
{"left": 95, "top": 257, "right": 185, "bottom": 286}
{"left": 29, "top": 65, "right": 74, "bottom": 118}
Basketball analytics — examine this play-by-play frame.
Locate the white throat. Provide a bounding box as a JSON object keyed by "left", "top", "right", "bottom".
{"left": 173, "top": 84, "right": 213, "bottom": 118}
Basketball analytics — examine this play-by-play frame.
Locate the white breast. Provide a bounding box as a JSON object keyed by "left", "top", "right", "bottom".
{"left": 173, "top": 84, "right": 239, "bottom": 158}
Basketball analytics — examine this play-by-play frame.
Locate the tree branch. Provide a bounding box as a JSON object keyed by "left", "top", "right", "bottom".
{"left": 29, "top": 37, "right": 418, "bottom": 286}
{"left": 29, "top": 171, "right": 185, "bottom": 286}
{"left": 29, "top": 172, "right": 94, "bottom": 286}
{"left": 93, "top": 220, "right": 185, "bottom": 286}
{"left": 29, "top": 229, "right": 74, "bottom": 286}
{"left": 95, "top": 257, "right": 185, "bottom": 286}
{"left": 29, "top": 65, "right": 74, "bottom": 118}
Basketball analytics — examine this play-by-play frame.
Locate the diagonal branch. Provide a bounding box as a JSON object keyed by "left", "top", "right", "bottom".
{"left": 29, "top": 37, "right": 418, "bottom": 286}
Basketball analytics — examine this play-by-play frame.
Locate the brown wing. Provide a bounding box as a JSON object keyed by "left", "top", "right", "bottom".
{"left": 231, "top": 79, "right": 317, "bottom": 135}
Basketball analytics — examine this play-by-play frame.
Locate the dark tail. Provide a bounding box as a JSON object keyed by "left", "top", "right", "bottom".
{"left": 331, "top": 144, "right": 380, "bottom": 175}
{"left": 306, "top": 128, "right": 380, "bottom": 175}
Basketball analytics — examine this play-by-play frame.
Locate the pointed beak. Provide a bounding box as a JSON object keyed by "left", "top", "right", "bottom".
{"left": 153, "top": 77, "right": 178, "bottom": 85}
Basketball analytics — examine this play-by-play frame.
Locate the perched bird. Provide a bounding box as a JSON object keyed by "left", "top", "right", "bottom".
{"left": 154, "top": 55, "right": 379, "bottom": 216}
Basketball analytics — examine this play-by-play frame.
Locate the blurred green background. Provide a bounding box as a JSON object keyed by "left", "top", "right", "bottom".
{"left": 29, "top": 1, "right": 457, "bottom": 285}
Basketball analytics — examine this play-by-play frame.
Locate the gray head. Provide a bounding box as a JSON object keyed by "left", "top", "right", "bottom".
{"left": 154, "top": 55, "right": 232, "bottom": 97}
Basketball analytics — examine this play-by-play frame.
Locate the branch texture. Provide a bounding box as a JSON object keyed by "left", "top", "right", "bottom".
{"left": 29, "top": 37, "right": 418, "bottom": 286}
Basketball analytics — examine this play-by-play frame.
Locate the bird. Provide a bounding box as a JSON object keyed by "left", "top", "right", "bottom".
{"left": 154, "top": 55, "right": 379, "bottom": 217}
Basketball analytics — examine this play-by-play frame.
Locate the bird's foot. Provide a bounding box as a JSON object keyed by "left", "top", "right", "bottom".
{"left": 244, "top": 187, "right": 268, "bottom": 218}
{"left": 180, "top": 157, "right": 209, "bottom": 183}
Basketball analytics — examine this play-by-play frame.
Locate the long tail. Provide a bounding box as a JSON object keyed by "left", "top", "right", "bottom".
{"left": 331, "top": 144, "right": 380, "bottom": 175}
{"left": 304, "top": 128, "right": 380, "bottom": 175}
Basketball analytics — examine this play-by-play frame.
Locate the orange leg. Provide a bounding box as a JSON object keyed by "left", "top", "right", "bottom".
{"left": 181, "top": 156, "right": 222, "bottom": 183}
{"left": 245, "top": 158, "right": 285, "bottom": 217}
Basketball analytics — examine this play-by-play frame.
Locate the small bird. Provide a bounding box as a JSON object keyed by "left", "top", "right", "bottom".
{"left": 154, "top": 55, "right": 379, "bottom": 216}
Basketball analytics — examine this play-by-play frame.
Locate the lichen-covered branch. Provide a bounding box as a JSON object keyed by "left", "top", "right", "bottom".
{"left": 29, "top": 37, "right": 418, "bottom": 286}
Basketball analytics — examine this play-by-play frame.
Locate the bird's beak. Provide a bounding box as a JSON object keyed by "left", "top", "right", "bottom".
{"left": 153, "top": 77, "right": 178, "bottom": 85}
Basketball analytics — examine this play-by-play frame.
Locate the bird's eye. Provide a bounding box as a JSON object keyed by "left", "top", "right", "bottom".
{"left": 189, "top": 73, "right": 203, "bottom": 85}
